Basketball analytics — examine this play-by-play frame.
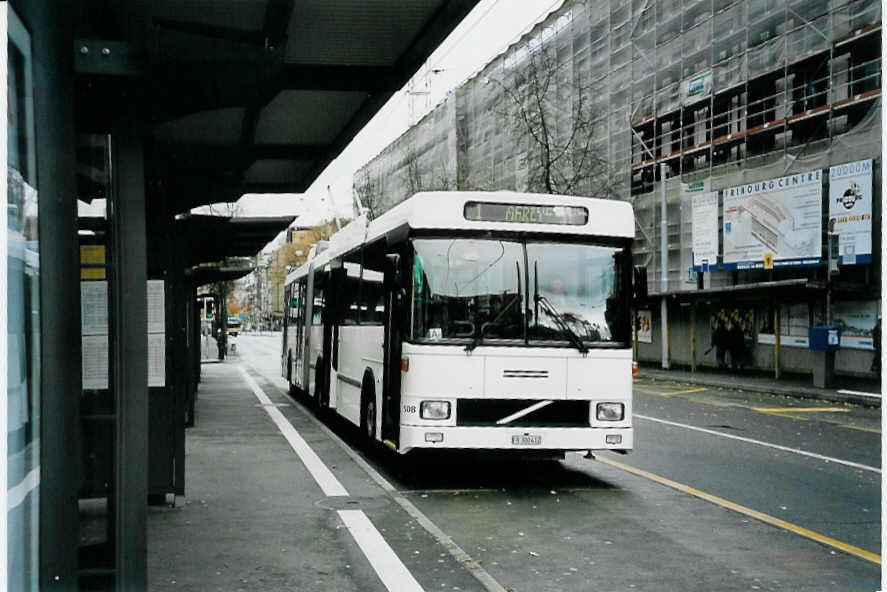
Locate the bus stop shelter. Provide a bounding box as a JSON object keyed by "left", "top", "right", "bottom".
{"left": 7, "top": 0, "right": 478, "bottom": 588}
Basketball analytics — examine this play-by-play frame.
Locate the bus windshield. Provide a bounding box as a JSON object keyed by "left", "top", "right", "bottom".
{"left": 410, "top": 238, "right": 630, "bottom": 346}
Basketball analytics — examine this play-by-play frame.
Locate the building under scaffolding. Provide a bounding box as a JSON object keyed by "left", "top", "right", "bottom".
{"left": 355, "top": 0, "right": 881, "bottom": 379}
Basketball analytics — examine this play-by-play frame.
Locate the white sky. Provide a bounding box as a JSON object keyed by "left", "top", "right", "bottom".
{"left": 217, "top": 0, "right": 565, "bottom": 252}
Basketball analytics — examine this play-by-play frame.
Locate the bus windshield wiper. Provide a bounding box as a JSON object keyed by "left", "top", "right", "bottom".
{"left": 465, "top": 262, "right": 522, "bottom": 353}
{"left": 533, "top": 262, "right": 588, "bottom": 355}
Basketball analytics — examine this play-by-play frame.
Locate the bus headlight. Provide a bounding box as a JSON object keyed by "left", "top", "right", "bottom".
{"left": 596, "top": 402, "right": 624, "bottom": 421}
{"left": 420, "top": 401, "right": 451, "bottom": 420}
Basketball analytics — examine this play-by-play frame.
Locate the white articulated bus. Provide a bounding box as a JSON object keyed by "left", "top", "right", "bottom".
{"left": 282, "top": 191, "right": 639, "bottom": 456}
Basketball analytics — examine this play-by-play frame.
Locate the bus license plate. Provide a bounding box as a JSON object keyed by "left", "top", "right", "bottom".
{"left": 512, "top": 434, "right": 542, "bottom": 446}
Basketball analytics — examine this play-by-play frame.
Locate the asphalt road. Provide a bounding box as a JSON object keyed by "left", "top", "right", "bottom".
{"left": 235, "top": 332, "right": 881, "bottom": 591}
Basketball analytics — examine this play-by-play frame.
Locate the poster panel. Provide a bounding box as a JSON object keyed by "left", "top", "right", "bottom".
{"left": 758, "top": 303, "right": 811, "bottom": 347}
{"left": 82, "top": 335, "right": 109, "bottom": 390}
{"left": 828, "top": 159, "right": 872, "bottom": 265}
{"left": 636, "top": 310, "right": 652, "bottom": 343}
{"left": 831, "top": 300, "right": 877, "bottom": 350}
{"left": 723, "top": 170, "right": 822, "bottom": 269}
{"left": 147, "top": 280, "right": 166, "bottom": 386}
{"left": 691, "top": 190, "right": 718, "bottom": 269}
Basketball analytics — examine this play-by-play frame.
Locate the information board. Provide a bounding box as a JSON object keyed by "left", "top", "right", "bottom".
{"left": 828, "top": 159, "right": 872, "bottom": 265}
{"left": 691, "top": 191, "right": 719, "bottom": 270}
{"left": 723, "top": 171, "right": 822, "bottom": 269}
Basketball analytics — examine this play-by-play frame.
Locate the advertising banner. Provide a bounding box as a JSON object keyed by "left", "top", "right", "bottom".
{"left": 831, "top": 300, "right": 877, "bottom": 350}
{"left": 691, "top": 190, "right": 719, "bottom": 270}
{"left": 636, "top": 310, "right": 652, "bottom": 343}
{"left": 681, "top": 71, "right": 712, "bottom": 104}
{"left": 828, "top": 159, "right": 872, "bottom": 265}
{"left": 723, "top": 170, "right": 822, "bottom": 269}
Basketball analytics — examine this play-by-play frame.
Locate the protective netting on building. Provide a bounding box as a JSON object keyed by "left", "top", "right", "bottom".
{"left": 355, "top": 0, "right": 880, "bottom": 295}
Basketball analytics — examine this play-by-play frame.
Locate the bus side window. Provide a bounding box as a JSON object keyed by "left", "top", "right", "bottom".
{"left": 312, "top": 286, "right": 324, "bottom": 325}
{"left": 342, "top": 273, "right": 360, "bottom": 325}
{"left": 359, "top": 267, "right": 386, "bottom": 325}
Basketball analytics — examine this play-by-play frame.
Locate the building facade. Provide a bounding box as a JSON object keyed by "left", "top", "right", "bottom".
{"left": 355, "top": 0, "right": 881, "bottom": 378}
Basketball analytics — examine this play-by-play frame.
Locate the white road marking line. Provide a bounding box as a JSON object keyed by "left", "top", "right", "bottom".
{"left": 636, "top": 414, "right": 880, "bottom": 474}
{"left": 338, "top": 510, "right": 425, "bottom": 592}
{"left": 837, "top": 389, "right": 881, "bottom": 399}
{"left": 239, "top": 365, "right": 430, "bottom": 592}
{"left": 244, "top": 361, "right": 508, "bottom": 592}
{"left": 239, "top": 365, "right": 348, "bottom": 497}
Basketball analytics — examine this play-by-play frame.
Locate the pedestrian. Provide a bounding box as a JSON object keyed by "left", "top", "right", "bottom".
{"left": 711, "top": 314, "right": 729, "bottom": 369}
{"left": 872, "top": 317, "right": 881, "bottom": 376}
{"left": 728, "top": 311, "right": 745, "bottom": 370}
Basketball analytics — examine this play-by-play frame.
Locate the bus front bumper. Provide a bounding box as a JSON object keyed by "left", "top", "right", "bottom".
{"left": 398, "top": 425, "right": 633, "bottom": 454}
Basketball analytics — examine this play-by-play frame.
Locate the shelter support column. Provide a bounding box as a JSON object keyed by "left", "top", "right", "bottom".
{"left": 774, "top": 307, "right": 780, "bottom": 380}
{"left": 690, "top": 303, "right": 696, "bottom": 372}
{"left": 24, "top": 0, "right": 81, "bottom": 586}
{"left": 188, "top": 282, "right": 199, "bottom": 427}
{"left": 166, "top": 241, "right": 187, "bottom": 494}
{"left": 110, "top": 115, "right": 148, "bottom": 590}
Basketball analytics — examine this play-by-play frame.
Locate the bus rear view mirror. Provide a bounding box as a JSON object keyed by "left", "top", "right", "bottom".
{"left": 386, "top": 253, "right": 402, "bottom": 288}
{"left": 633, "top": 266, "right": 648, "bottom": 301}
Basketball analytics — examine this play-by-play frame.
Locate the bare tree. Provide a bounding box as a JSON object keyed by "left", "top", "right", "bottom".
{"left": 353, "top": 169, "right": 384, "bottom": 220}
{"left": 207, "top": 200, "right": 241, "bottom": 217}
{"left": 488, "top": 41, "right": 611, "bottom": 197}
{"left": 404, "top": 141, "right": 423, "bottom": 197}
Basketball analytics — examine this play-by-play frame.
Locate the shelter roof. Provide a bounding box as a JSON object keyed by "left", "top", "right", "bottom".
{"left": 75, "top": 0, "right": 478, "bottom": 215}
{"left": 187, "top": 265, "right": 256, "bottom": 288}
{"left": 176, "top": 214, "right": 296, "bottom": 267}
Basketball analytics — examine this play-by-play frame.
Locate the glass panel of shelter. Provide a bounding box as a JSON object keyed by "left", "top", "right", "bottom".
{"left": 7, "top": 7, "right": 40, "bottom": 589}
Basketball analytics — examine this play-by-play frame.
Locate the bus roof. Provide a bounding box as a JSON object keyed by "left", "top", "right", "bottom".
{"left": 286, "top": 191, "right": 634, "bottom": 284}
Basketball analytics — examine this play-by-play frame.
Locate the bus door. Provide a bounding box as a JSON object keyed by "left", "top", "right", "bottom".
{"left": 282, "top": 284, "right": 290, "bottom": 380}
{"left": 381, "top": 253, "right": 406, "bottom": 446}
{"left": 302, "top": 264, "right": 315, "bottom": 391}
{"left": 318, "top": 267, "right": 334, "bottom": 407}
{"left": 326, "top": 265, "right": 346, "bottom": 408}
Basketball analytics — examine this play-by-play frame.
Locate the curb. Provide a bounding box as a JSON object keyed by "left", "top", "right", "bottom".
{"left": 637, "top": 371, "right": 882, "bottom": 408}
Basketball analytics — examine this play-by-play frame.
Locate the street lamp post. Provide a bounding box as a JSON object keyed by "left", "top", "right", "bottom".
{"left": 660, "top": 163, "right": 669, "bottom": 369}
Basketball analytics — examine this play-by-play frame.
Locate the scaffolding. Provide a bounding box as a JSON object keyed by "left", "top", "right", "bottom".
{"left": 628, "top": 0, "right": 881, "bottom": 291}
{"left": 356, "top": 0, "right": 880, "bottom": 294}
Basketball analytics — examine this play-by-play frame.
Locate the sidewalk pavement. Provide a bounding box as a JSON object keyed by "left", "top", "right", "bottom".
{"left": 637, "top": 365, "right": 882, "bottom": 408}
{"left": 147, "top": 359, "right": 482, "bottom": 592}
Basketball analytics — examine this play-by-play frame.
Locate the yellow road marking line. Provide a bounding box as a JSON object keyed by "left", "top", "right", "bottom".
{"left": 840, "top": 424, "right": 882, "bottom": 434}
{"left": 635, "top": 386, "right": 709, "bottom": 397}
{"left": 659, "top": 386, "right": 709, "bottom": 396}
{"left": 753, "top": 407, "right": 850, "bottom": 413}
{"left": 755, "top": 410, "right": 810, "bottom": 421}
{"left": 686, "top": 396, "right": 733, "bottom": 408}
{"left": 596, "top": 456, "right": 881, "bottom": 565}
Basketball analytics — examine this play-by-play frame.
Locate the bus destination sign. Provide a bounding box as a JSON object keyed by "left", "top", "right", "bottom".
{"left": 464, "top": 201, "right": 588, "bottom": 225}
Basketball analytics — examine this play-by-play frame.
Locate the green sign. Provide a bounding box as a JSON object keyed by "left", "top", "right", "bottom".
{"left": 463, "top": 202, "right": 588, "bottom": 225}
